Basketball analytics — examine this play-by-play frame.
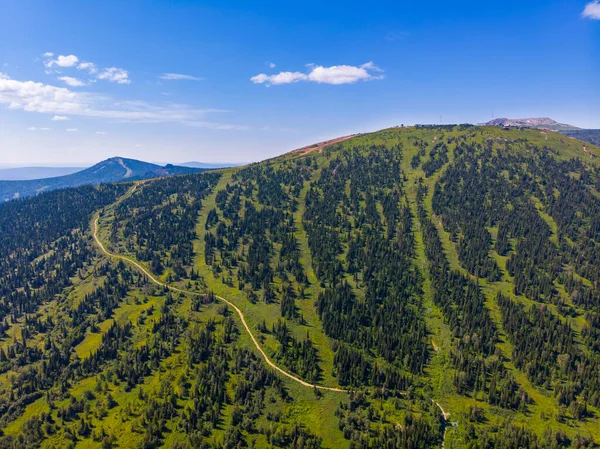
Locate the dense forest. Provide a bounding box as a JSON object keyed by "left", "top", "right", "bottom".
{"left": 0, "top": 126, "right": 599, "bottom": 448}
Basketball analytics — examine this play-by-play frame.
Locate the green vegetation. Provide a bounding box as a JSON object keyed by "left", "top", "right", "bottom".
{"left": 0, "top": 126, "right": 599, "bottom": 448}
{"left": 561, "top": 130, "right": 600, "bottom": 146}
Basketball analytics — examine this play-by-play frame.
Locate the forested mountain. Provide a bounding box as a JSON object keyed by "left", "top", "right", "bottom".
{"left": 0, "top": 126, "right": 599, "bottom": 448}
{"left": 0, "top": 157, "right": 202, "bottom": 202}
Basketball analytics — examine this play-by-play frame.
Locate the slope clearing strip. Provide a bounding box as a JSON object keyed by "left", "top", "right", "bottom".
{"left": 116, "top": 157, "right": 133, "bottom": 178}
{"left": 92, "top": 215, "right": 345, "bottom": 393}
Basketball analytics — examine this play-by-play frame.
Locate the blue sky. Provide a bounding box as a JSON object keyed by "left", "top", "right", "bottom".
{"left": 0, "top": 0, "right": 598, "bottom": 165}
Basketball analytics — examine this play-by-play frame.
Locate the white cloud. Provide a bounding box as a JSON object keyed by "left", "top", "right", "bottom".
{"left": 27, "top": 127, "right": 50, "bottom": 131}
{"left": 52, "top": 115, "right": 69, "bottom": 121}
{"left": 359, "top": 61, "right": 383, "bottom": 72}
{"left": 42, "top": 53, "right": 129, "bottom": 84}
{"left": 308, "top": 64, "right": 380, "bottom": 85}
{"left": 251, "top": 71, "right": 308, "bottom": 86}
{"left": 95, "top": 131, "right": 107, "bottom": 135}
{"left": 56, "top": 55, "right": 79, "bottom": 67}
{"left": 267, "top": 62, "right": 276, "bottom": 68}
{"left": 160, "top": 73, "right": 203, "bottom": 81}
{"left": 66, "top": 128, "right": 78, "bottom": 132}
{"left": 77, "top": 62, "right": 97, "bottom": 74}
{"left": 58, "top": 76, "right": 87, "bottom": 87}
{"left": 250, "top": 74, "right": 269, "bottom": 84}
{"left": 0, "top": 73, "right": 242, "bottom": 129}
{"left": 582, "top": 1, "right": 600, "bottom": 19}
{"left": 1, "top": 73, "right": 82, "bottom": 114}
{"left": 45, "top": 54, "right": 79, "bottom": 69}
{"left": 97, "top": 67, "right": 130, "bottom": 84}
{"left": 251, "top": 62, "right": 384, "bottom": 86}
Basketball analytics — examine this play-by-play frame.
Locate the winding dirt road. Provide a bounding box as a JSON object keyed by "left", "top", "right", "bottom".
{"left": 433, "top": 400, "right": 450, "bottom": 448}
{"left": 94, "top": 183, "right": 450, "bottom": 448}
{"left": 92, "top": 215, "right": 346, "bottom": 393}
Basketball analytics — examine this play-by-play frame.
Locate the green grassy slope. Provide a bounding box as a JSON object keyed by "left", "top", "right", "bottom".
{"left": 1, "top": 126, "right": 599, "bottom": 448}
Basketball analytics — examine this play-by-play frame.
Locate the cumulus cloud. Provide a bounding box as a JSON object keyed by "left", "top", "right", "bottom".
{"left": 45, "top": 54, "right": 79, "bottom": 69}
{"left": 308, "top": 62, "right": 382, "bottom": 84}
{"left": 77, "top": 62, "right": 97, "bottom": 74}
{"left": 56, "top": 55, "right": 79, "bottom": 67}
{"left": 251, "top": 62, "right": 383, "bottom": 86}
{"left": 267, "top": 62, "right": 276, "bottom": 68}
{"left": 0, "top": 73, "right": 243, "bottom": 129}
{"left": 43, "top": 53, "right": 129, "bottom": 84}
{"left": 582, "top": 1, "right": 600, "bottom": 19}
{"left": 1, "top": 73, "right": 83, "bottom": 114}
{"left": 66, "top": 128, "right": 78, "bottom": 132}
{"left": 160, "top": 73, "right": 203, "bottom": 81}
{"left": 58, "top": 76, "right": 87, "bottom": 87}
{"left": 52, "top": 115, "right": 69, "bottom": 121}
{"left": 97, "top": 67, "right": 130, "bottom": 84}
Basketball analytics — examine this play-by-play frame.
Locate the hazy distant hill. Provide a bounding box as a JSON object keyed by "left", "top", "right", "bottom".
{"left": 0, "top": 166, "right": 87, "bottom": 181}
{"left": 484, "top": 118, "right": 600, "bottom": 145}
{"left": 0, "top": 157, "right": 202, "bottom": 201}
{"left": 486, "top": 117, "right": 580, "bottom": 131}
{"left": 560, "top": 129, "right": 600, "bottom": 146}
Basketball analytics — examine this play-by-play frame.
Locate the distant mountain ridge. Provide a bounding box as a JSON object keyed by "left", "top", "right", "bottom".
{"left": 485, "top": 117, "right": 581, "bottom": 131}
{"left": 0, "top": 157, "right": 203, "bottom": 202}
{"left": 484, "top": 117, "right": 600, "bottom": 145}
{"left": 560, "top": 129, "right": 600, "bottom": 146}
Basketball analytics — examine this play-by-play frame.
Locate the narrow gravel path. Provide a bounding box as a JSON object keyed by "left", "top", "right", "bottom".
{"left": 94, "top": 180, "right": 449, "bottom": 447}
{"left": 92, "top": 214, "right": 346, "bottom": 393}
{"left": 433, "top": 400, "right": 449, "bottom": 448}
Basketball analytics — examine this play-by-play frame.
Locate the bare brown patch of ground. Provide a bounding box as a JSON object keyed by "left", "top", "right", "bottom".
{"left": 291, "top": 135, "right": 357, "bottom": 156}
